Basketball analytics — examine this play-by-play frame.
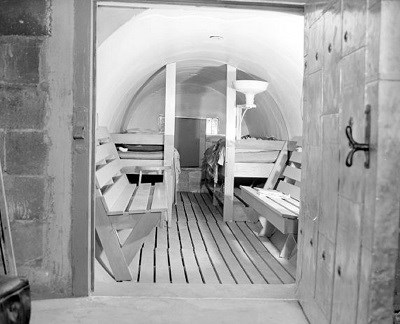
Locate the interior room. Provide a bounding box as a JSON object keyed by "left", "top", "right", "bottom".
{"left": 94, "top": 2, "right": 304, "bottom": 292}
{"left": 1, "top": 0, "right": 400, "bottom": 323}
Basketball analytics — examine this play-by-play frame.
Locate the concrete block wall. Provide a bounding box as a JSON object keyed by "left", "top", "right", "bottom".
{"left": 0, "top": 0, "right": 74, "bottom": 297}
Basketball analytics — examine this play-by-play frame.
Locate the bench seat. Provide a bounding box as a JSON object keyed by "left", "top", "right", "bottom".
{"left": 240, "top": 143, "right": 302, "bottom": 259}
{"left": 101, "top": 181, "right": 167, "bottom": 215}
{"left": 240, "top": 186, "right": 299, "bottom": 234}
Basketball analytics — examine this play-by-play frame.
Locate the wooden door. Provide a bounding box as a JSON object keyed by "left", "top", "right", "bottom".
{"left": 298, "top": 1, "right": 400, "bottom": 323}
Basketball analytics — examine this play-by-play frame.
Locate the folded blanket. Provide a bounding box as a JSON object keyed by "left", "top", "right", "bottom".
{"left": 119, "top": 151, "right": 164, "bottom": 160}
{"left": 255, "top": 188, "right": 290, "bottom": 200}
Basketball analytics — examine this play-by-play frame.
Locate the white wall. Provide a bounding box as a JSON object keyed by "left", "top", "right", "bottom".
{"left": 127, "top": 85, "right": 228, "bottom": 133}
{"left": 97, "top": 6, "right": 304, "bottom": 139}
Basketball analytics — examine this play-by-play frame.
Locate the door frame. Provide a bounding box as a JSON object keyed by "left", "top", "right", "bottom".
{"left": 71, "top": 0, "right": 96, "bottom": 296}
{"left": 73, "top": 0, "right": 306, "bottom": 296}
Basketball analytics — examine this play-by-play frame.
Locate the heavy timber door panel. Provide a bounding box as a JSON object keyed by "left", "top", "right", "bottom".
{"left": 298, "top": 1, "right": 400, "bottom": 323}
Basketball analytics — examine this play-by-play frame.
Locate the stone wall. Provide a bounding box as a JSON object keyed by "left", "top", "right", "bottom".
{"left": 0, "top": 0, "right": 74, "bottom": 298}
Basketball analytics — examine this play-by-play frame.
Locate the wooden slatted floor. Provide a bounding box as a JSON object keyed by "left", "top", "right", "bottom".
{"left": 97, "top": 192, "right": 296, "bottom": 285}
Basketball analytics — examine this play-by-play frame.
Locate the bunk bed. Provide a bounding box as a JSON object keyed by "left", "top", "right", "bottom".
{"left": 110, "top": 131, "right": 180, "bottom": 221}
{"left": 112, "top": 131, "right": 165, "bottom": 167}
{"left": 202, "top": 137, "right": 289, "bottom": 204}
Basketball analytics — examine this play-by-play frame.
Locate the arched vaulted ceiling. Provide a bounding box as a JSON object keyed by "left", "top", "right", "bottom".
{"left": 97, "top": 5, "right": 304, "bottom": 139}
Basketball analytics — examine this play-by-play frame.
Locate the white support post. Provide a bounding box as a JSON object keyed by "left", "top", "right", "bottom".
{"left": 164, "top": 63, "right": 176, "bottom": 223}
{"left": 223, "top": 65, "right": 237, "bottom": 222}
{"left": 236, "top": 108, "right": 242, "bottom": 140}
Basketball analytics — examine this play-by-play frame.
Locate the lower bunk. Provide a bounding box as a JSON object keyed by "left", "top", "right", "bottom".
{"left": 110, "top": 131, "right": 181, "bottom": 216}
{"left": 202, "top": 137, "right": 291, "bottom": 206}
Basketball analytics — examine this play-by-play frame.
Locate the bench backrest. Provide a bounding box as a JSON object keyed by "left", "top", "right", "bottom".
{"left": 262, "top": 138, "right": 302, "bottom": 201}
{"left": 276, "top": 149, "right": 302, "bottom": 201}
{"left": 96, "top": 127, "right": 137, "bottom": 215}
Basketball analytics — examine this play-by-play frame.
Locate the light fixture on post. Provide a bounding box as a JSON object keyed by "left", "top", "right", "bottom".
{"left": 233, "top": 80, "right": 268, "bottom": 139}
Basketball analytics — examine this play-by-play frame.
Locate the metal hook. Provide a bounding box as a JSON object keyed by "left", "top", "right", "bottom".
{"left": 345, "top": 105, "right": 371, "bottom": 168}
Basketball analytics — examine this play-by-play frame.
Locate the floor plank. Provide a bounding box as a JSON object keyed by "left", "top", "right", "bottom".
{"left": 217, "top": 221, "right": 266, "bottom": 284}
{"left": 176, "top": 203, "right": 188, "bottom": 224}
{"left": 176, "top": 219, "right": 193, "bottom": 250}
{"left": 168, "top": 212, "right": 181, "bottom": 248}
{"left": 175, "top": 217, "right": 203, "bottom": 283}
{"left": 181, "top": 192, "right": 192, "bottom": 207}
{"left": 228, "top": 222, "right": 281, "bottom": 284}
{"left": 194, "top": 250, "right": 220, "bottom": 284}
{"left": 201, "top": 193, "right": 222, "bottom": 221}
{"left": 181, "top": 248, "right": 203, "bottom": 284}
{"left": 236, "top": 222, "right": 295, "bottom": 283}
{"left": 184, "top": 215, "right": 220, "bottom": 284}
{"left": 202, "top": 192, "right": 225, "bottom": 218}
{"left": 156, "top": 225, "right": 168, "bottom": 250}
{"left": 182, "top": 198, "right": 200, "bottom": 224}
{"left": 246, "top": 222, "right": 297, "bottom": 279}
{"left": 168, "top": 248, "right": 187, "bottom": 284}
{"left": 196, "top": 221, "right": 236, "bottom": 284}
{"left": 201, "top": 194, "right": 262, "bottom": 284}
{"left": 155, "top": 248, "right": 171, "bottom": 283}
{"left": 206, "top": 221, "right": 251, "bottom": 284}
{"left": 96, "top": 192, "right": 296, "bottom": 286}
{"left": 168, "top": 221, "right": 187, "bottom": 283}
{"left": 155, "top": 226, "right": 170, "bottom": 283}
{"left": 138, "top": 229, "right": 156, "bottom": 283}
{"left": 193, "top": 194, "right": 217, "bottom": 223}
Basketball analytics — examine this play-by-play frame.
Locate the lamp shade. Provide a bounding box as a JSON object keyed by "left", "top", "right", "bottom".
{"left": 233, "top": 80, "right": 269, "bottom": 108}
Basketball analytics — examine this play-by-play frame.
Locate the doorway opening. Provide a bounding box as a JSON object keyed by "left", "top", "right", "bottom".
{"left": 175, "top": 117, "right": 206, "bottom": 168}
{"left": 92, "top": 1, "right": 303, "bottom": 295}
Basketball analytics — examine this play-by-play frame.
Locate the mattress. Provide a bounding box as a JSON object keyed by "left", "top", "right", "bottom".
{"left": 119, "top": 151, "right": 164, "bottom": 160}
{"left": 117, "top": 144, "right": 164, "bottom": 152}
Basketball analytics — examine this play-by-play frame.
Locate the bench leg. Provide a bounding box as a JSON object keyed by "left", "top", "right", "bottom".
{"left": 165, "top": 170, "right": 173, "bottom": 223}
{"left": 158, "top": 215, "right": 167, "bottom": 229}
{"left": 96, "top": 200, "right": 132, "bottom": 281}
{"left": 122, "top": 212, "right": 161, "bottom": 265}
{"left": 280, "top": 234, "right": 297, "bottom": 259}
{"left": 258, "top": 217, "right": 276, "bottom": 238}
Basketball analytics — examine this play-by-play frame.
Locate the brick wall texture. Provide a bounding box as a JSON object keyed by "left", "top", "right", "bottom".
{"left": 0, "top": 0, "right": 52, "bottom": 292}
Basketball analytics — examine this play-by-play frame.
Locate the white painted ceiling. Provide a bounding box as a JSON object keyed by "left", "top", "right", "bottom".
{"left": 96, "top": 5, "right": 304, "bottom": 138}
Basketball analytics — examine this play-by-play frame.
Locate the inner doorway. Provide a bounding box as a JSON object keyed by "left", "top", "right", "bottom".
{"left": 175, "top": 117, "right": 206, "bottom": 168}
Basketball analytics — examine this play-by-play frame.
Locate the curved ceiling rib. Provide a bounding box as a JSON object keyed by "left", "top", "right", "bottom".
{"left": 97, "top": 6, "right": 304, "bottom": 138}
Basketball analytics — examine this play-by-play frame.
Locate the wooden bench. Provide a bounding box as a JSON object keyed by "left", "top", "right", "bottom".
{"left": 95, "top": 127, "right": 168, "bottom": 281}
{"left": 240, "top": 142, "right": 302, "bottom": 259}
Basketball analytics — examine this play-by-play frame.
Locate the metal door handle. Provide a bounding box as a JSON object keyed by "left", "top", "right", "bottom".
{"left": 345, "top": 105, "right": 371, "bottom": 168}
